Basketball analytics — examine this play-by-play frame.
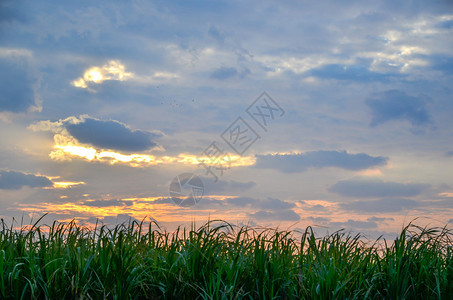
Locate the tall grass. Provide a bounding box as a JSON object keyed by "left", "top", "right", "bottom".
{"left": 0, "top": 217, "right": 452, "bottom": 299}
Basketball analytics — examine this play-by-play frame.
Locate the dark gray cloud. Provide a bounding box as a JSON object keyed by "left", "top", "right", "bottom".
{"left": 255, "top": 150, "right": 387, "bottom": 173}
{"left": 366, "top": 90, "right": 433, "bottom": 127}
{"left": 151, "top": 197, "right": 174, "bottom": 204}
{"left": 367, "top": 216, "right": 394, "bottom": 222}
{"left": 0, "top": 170, "right": 53, "bottom": 190}
{"left": 208, "top": 25, "right": 227, "bottom": 44}
{"left": 96, "top": 214, "right": 139, "bottom": 225}
{"left": 0, "top": 1, "right": 20, "bottom": 23}
{"left": 248, "top": 209, "right": 300, "bottom": 221}
{"left": 210, "top": 67, "right": 238, "bottom": 80}
{"left": 300, "top": 203, "right": 329, "bottom": 212}
{"left": 259, "top": 197, "right": 295, "bottom": 210}
{"left": 83, "top": 199, "right": 133, "bottom": 207}
{"left": 245, "top": 197, "right": 299, "bottom": 221}
{"left": 329, "top": 219, "right": 378, "bottom": 229}
{"left": 329, "top": 178, "right": 429, "bottom": 198}
{"left": 64, "top": 117, "right": 160, "bottom": 152}
{"left": 429, "top": 55, "right": 453, "bottom": 75}
{"left": 203, "top": 179, "right": 256, "bottom": 195}
{"left": 225, "top": 197, "right": 295, "bottom": 210}
{"left": 341, "top": 198, "right": 418, "bottom": 213}
{"left": 308, "top": 63, "right": 396, "bottom": 82}
{"left": 0, "top": 58, "right": 36, "bottom": 113}
{"left": 209, "top": 66, "right": 250, "bottom": 80}
{"left": 226, "top": 197, "right": 258, "bottom": 207}
{"left": 305, "top": 216, "right": 330, "bottom": 223}
{"left": 413, "top": 199, "right": 453, "bottom": 209}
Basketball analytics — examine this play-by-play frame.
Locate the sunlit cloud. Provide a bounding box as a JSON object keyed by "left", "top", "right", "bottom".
{"left": 52, "top": 142, "right": 255, "bottom": 168}
{"left": 358, "top": 169, "right": 383, "bottom": 176}
{"left": 360, "top": 48, "right": 429, "bottom": 73}
{"left": 19, "top": 196, "right": 209, "bottom": 223}
{"left": 71, "top": 60, "right": 134, "bottom": 89}
{"left": 439, "top": 192, "right": 453, "bottom": 198}
{"left": 29, "top": 116, "right": 255, "bottom": 168}
{"left": 52, "top": 144, "right": 97, "bottom": 161}
{"left": 19, "top": 195, "right": 300, "bottom": 226}
{"left": 51, "top": 181, "right": 86, "bottom": 189}
{"left": 255, "top": 55, "right": 353, "bottom": 76}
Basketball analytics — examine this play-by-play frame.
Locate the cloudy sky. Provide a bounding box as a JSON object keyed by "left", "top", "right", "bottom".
{"left": 1, "top": 0, "right": 453, "bottom": 237}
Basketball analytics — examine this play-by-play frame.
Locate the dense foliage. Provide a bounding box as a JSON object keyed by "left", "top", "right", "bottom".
{"left": 0, "top": 217, "right": 452, "bottom": 299}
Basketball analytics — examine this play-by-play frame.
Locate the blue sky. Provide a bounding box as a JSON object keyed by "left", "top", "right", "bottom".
{"left": 1, "top": 0, "right": 453, "bottom": 237}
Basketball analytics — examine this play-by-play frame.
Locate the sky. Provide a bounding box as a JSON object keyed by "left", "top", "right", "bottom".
{"left": 1, "top": 0, "right": 453, "bottom": 238}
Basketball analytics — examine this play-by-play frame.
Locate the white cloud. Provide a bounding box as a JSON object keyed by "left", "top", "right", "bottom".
{"left": 0, "top": 47, "right": 33, "bottom": 58}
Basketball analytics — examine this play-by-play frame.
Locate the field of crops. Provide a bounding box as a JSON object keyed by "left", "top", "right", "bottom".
{"left": 0, "top": 217, "right": 452, "bottom": 299}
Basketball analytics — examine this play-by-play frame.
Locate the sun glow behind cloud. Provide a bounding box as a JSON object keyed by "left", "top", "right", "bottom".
{"left": 29, "top": 116, "right": 256, "bottom": 168}
{"left": 19, "top": 196, "right": 220, "bottom": 224}
{"left": 52, "top": 142, "right": 255, "bottom": 167}
{"left": 18, "top": 195, "right": 415, "bottom": 235}
{"left": 72, "top": 60, "right": 134, "bottom": 89}
{"left": 51, "top": 181, "right": 86, "bottom": 189}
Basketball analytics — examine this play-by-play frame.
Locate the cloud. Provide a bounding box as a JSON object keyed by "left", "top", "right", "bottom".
{"left": 0, "top": 56, "right": 39, "bottom": 113}
{"left": 208, "top": 25, "right": 227, "bottom": 44}
{"left": 83, "top": 199, "right": 133, "bottom": 207}
{"left": 255, "top": 150, "right": 387, "bottom": 173}
{"left": 366, "top": 90, "right": 433, "bottom": 127}
{"left": 64, "top": 116, "right": 160, "bottom": 152}
{"left": 244, "top": 197, "right": 299, "bottom": 221}
{"left": 225, "top": 197, "right": 258, "bottom": 207}
{"left": 367, "top": 216, "right": 394, "bottom": 222}
{"left": 150, "top": 197, "right": 174, "bottom": 204}
{"left": 0, "top": 1, "right": 21, "bottom": 24}
{"left": 304, "top": 216, "right": 330, "bottom": 224}
{"left": 2, "top": 0, "right": 453, "bottom": 234}
{"left": 308, "top": 63, "right": 395, "bottom": 82}
{"left": 0, "top": 170, "right": 53, "bottom": 190}
{"left": 341, "top": 198, "right": 418, "bottom": 213}
{"left": 329, "top": 219, "right": 378, "bottom": 229}
{"left": 225, "top": 197, "right": 295, "bottom": 210}
{"left": 436, "top": 19, "right": 453, "bottom": 29}
{"left": 203, "top": 179, "right": 256, "bottom": 195}
{"left": 329, "top": 178, "right": 429, "bottom": 198}
{"left": 210, "top": 67, "right": 238, "bottom": 79}
{"left": 259, "top": 197, "right": 295, "bottom": 210}
{"left": 98, "top": 214, "right": 139, "bottom": 225}
{"left": 29, "top": 117, "right": 254, "bottom": 167}
{"left": 300, "top": 203, "right": 329, "bottom": 212}
{"left": 430, "top": 55, "right": 453, "bottom": 74}
{"left": 446, "top": 151, "right": 453, "bottom": 157}
{"left": 248, "top": 209, "right": 300, "bottom": 221}
{"left": 71, "top": 60, "right": 134, "bottom": 89}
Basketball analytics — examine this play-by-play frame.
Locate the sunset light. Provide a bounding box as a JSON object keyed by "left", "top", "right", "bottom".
{"left": 51, "top": 142, "right": 256, "bottom": 168}
{"left": 2, "top": 3, "right": 453, "bottom": 297}
{"left": 2, "top": 2, "right": 453, "bottom": 291}
{"left": 51, "top": 181, "right": 86, "bottom": 189}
